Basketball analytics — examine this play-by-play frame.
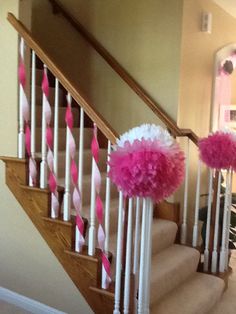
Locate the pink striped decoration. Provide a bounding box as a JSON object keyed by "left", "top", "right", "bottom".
{"left": 18, "top": 44, "right": 37, "bottom": 185}
{"left": 91, "top": 124, "right": 111, "bottom": 288}
{"left": 42, "top": 67, "right": 59, "bottom": 217}
{"left": 65, "top": 93, "right": 85, "bottom": 250}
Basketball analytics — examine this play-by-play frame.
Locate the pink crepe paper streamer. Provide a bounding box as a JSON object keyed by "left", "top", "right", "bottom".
{"left": 199, "top": 131, "right": 236, "bottom": 170}
{"left": 91, "top": 124, "right": 111, "bottom": 288}
{"left": 65, "top": 94, "right": 85, "bottom": 251}
{"left": 18, "top": 51, "right": 37, "bottom": 186}
{"left": 42, "top": 67, "right": 59, "bottom": 217}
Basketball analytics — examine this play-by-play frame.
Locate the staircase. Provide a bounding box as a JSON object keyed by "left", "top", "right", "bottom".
{"left": 0, "top": 9, "right": 233, "bottom": 314}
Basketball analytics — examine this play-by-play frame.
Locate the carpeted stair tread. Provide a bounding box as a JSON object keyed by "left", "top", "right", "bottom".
{"left": 35, "top": 127, "right": 93, "bottom": 151}
{"left": 151, "top": 219, "right": 178, "bottom": 255}
{"left": 36, "top": 85, "right": 64, "bottom": 105}
{"left": 107, "top": 219, "right": 178, "bottom": 281}
{"left": 36, "top": 105, "right": 80, "bottom": 127}
{"left": 71, "top": 198, "right": 119, "bottom": 234}
{"left": 35, "top": 149, "right": 108, "bottom": 177}
{"left": 151, "top": 272, "right": 225, "bottom": 314}
{"left": 150, "top": 244, "right": 200, "bottom": 304}
{"left": 58, "top": 173, "right": 118, "bottom": 206}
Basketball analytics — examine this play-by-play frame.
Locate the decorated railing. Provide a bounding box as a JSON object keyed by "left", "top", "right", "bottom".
{"left": 8, "top": 11, "right": 235, "bottom": 314}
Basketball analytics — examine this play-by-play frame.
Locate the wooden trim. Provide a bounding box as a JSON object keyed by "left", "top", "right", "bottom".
{"left": 7, "top": 13, "right": 118, "bottom": 145}
{"left": 2, "top": 157, "right": 114, "bottom": 313}
{"left": 47, "top": 0, "right": 199, "bottom": 143}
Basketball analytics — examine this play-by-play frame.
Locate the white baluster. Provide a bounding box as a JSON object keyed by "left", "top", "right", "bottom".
{"left": 63, "top": 93, "right": 71, "bottom": 221}
{"left": 225, "top": 169, "right": 233, "bottom": 270}
{"left": 102, "top": 140, "right": 111, "bottom": 286}
{"left": 211, "top": 172, "right": 222, "bottom": 273}
{"left": 113, "top": 191, "right": 124, "bottom": 314}
{"left": 123, "top": 198, "right": 133, "bottom": 314}
{"left": 18, "top": 37, "right": 25, "bottom": 159}
{"left": 40, "top": 65, "right": 48, "bottom": 188}
{"left": 192, "top": 160, "right": 201, "bottom": 247}
{"left": 50, "top": 78, "right": 59, "bottom": 219}
{"left": 219, "top": 170, "right": 230, "bottom": 272}
{"left": 138, "top": 198, "right": 148, "bottom": 314}
{"left": 75, "top": 107, "right": 84, "bottom": 252}
{"left": 29, "top": 50, "right": 36, "bottom": 186}
{"left": 53, "top": 78, "right": 59, "bottom": 178}
{"left": 203, "top": 169, "right": 213, "bottom": 272}
{"left": 104, "top": 140, "right": 111, "bottom": 254}
{"left": 181, "top": 138, "right": 189, "bottom": 244}
{"left": 133, "top": 197, "right": 141, "bottom": 310}
{"left": 143, "top": 198, "right": 153, "bottom": 314}
{"left": 88, "top": 156, "right": 96, "bottom": 256}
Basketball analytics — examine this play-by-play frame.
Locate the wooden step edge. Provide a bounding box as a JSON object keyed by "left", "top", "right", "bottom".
{"left": 64, "top": 247, "right": 100, "bottom": 263}
{"left": 42, "top": 216, "right": 75, "bottom": 227}
{"left": 89, "top": 285, "right": 115, "bottom": 299}
{"left": 0, "top": 156, "right": 27, "bottom": 164}
{"left": 20, "top": 184, "right": 64, "bottom": 194}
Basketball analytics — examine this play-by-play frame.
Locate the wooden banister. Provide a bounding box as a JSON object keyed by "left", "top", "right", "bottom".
{"left": 7, "top": 12, "right": 118, "bottom": 145}
{"left": 48, "top": 0, "right": 199, "bottom": 144}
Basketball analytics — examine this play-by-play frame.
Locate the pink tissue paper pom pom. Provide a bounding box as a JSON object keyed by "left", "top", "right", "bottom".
{"left": 199, "top": 131, "right": 236, "bottom": 170}
{"left": 109, "top": 127, "right": 185, "bottom": 203}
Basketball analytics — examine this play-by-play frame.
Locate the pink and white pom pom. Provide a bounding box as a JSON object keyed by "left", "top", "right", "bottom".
{"left": 109, "top": 124, "right": 185, "bottom": 203}
{"left": 199, "top": 130, "right": 236, "bottom": 170}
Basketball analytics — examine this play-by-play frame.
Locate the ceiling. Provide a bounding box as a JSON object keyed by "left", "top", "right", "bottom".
{"left": 213, "top": 0, "right": 236, "bottom": 18}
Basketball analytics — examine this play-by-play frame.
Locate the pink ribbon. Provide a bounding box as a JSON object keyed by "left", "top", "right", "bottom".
{"left": 18, "top": 52, "right": 37, "bottom": 186}
{"left": 42, "top": 67, "right": 59, "bottom": 217}
{"left": 91, "top": 124, "right": 111, "bottom": 288}
{"left": 66, "top": 94, "right": 85, "bottom": 250}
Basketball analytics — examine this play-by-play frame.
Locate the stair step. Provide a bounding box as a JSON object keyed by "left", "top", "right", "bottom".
{"left": 35, "top": 127, "right": 93, "bottom": 151}
{"left": 36, "top": 85, "right": 64, "bottom": 106}
{"left": 57, "top": 149, "right": 108, "bottom": 177}
{"left": 151, "top": 272, "right": 225, "bottom": 314}
{"left": 36, "top": 105, "right": 80, "bottom": 128}
{"left": 58, "top": 173, "right": 118, "bottom": 206}
{"left": 150, "top": 244, "right": 200, "bottom": 305}
{"left": 71, "top": 198, "right": 119, "bottom": 235}
{"left": 107, "top": 218, "right": 178, "bottom": 281}
{"left": 152, "top": 219, "right": 178, "bottom": 255}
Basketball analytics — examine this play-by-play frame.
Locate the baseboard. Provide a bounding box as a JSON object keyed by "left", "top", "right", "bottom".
{"left": 0, "top": 287, "right": 66, "bottom": 314}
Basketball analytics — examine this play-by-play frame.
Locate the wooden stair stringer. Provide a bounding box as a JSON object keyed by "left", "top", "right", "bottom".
{"left": 0, "top": 157, "right": 114, "bottom": 314}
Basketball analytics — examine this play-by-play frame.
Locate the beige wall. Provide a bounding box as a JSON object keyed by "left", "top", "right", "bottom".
{"left": 178, "top": 0, "right": 236, "bottom": 237}
{"left": 0, "top": 1, "right": 92, "bottom": 313}
{"left": 179, "top": 0, "right": 236, "bottom": 137}
{"left": 31, "top": 0, "right": 183, "bottom": 134}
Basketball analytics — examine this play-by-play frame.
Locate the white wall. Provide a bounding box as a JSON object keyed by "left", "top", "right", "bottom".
{"left": 0, "top": 1, "right": 92, "bottom": 313}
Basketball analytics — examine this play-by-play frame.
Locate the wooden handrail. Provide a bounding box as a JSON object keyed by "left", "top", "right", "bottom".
{"left": 48, "top": 0, "right": 199, "bottom": 145}
{"left": 7, "top": 13, "right": 118, "bottom": 144}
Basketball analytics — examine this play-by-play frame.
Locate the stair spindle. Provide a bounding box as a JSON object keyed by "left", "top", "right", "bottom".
{"left": 63, "top": 93, "right": 72, "bottom": 221}
{"left": 123, "top": 198, "right": 133, "bottom": 314}
{"left": 133, "top": 197, "right": 141, "bottom": 310}
{"left": 29, "top": 50, "right": 36, "bottom": 187}
{"left": 225, "top": 169, "right": 233, "bottom": 270}
{"left": 203, "top": 169, "right": 213, "bottom": 272}
{"left": 88, "top": 126, "right": 97, "bottom": 256}
{"left": 219, "top": 169, "right": 230, "bottom": 272}
{"left": 40, "top": 65, "right": 48, "bottom": 189}
{"left": 113, "top": 191, "right": 124, "bottom": 314}
{"left": 192, "top": 160, "right": 201, "bottom": 247}
{"left": 18, "top": 37, "right": 25, "bottom": 159}
{"left": 53, "top": 78, "right": 59, "bottom": 179}
{"left": 211, "top": 172, "right": 222, "bottom": 273}
{"left": 75, "top": 107, "right": 85, "bottom": 252}
{"left": 181, "top": 137, "right": 190, "bottom": 244}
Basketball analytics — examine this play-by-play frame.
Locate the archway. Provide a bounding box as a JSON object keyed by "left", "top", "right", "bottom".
{"left": 211, "top": 43, "right": 236, "bottom": 131}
